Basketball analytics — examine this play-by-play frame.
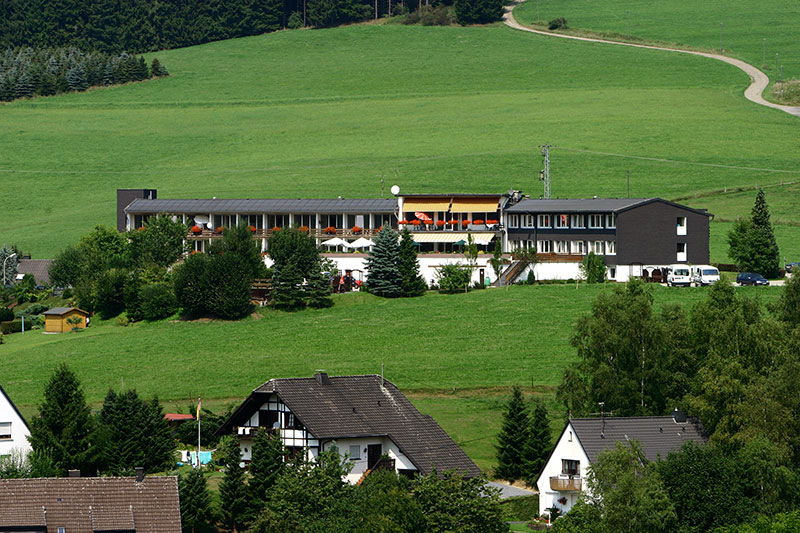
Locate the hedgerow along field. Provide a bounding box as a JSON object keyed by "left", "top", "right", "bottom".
{"left": 2, "top": 284, "right": 784, "bottom": 470}
{"left": 514, "top": 0, "right": 800, "bottom": 83}
{"left": 2, "top": 24, "right": 799, "bottom": 262}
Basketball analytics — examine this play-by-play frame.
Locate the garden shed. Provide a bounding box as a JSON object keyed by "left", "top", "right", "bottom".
{"left": 43, "top": 307, "right": 89, "bottom": 333}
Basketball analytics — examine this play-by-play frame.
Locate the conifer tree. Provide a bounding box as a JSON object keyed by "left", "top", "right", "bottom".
{"left": 248, "top": 429, "right": 285, "bottom": 514}
{"left": 219, "top": 435, "right": 250, "bottom": 531}
{"left": 365, "top": 227, "right": 403, "bottom": 298}
{"left": 305, "top": 260, "right": 333, "bottom": 308}
{"left": 748, "top": 189, "right": 780, "bottom": 277}
{"left": 398, "top": 228, "right": 427, "bottom": 297}
{"left": 272, "top": 262, "right": 305, "bottom": 311}
{"left": 523, "top": 400, "right": 550, "bottom": 486}
{"left": 495, "top": 386, "right": 529, "bottom": 482}
{"left": 179, "top": 467, "right": 213, "bottom": 533}
{"left": 28, "top": 364, "right": 98, "bottom": 475}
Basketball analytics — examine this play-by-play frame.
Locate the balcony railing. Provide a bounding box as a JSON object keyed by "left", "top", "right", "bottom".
{"left": 186, "top": 228, "right": 385, "bottom": 240}
{"left": 550, "top": 476, "right": 582, "bottom": 492}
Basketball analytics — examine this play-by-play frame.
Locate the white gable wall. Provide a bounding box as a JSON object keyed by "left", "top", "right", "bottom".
{"left": 322, "top": 437, "right": 417, "bottom": 484}
{"left": 0, "top": 389, "right": 31, "bottom": 459}
{"left": 536, "top": 422, "right": 590, "bottom": 518}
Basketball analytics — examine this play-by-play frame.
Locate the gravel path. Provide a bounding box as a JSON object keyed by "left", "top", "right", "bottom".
{"left": 503, "top": 1, "right": 800, "bottom": 118}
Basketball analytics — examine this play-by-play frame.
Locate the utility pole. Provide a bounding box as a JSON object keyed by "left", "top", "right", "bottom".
{"left": 539, "top": 144, "right": 551, "bottom": 199}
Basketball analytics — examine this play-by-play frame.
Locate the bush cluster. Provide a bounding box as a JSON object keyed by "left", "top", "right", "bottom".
{"left": 0, "top": 47, "right": 167, "bottom": 102}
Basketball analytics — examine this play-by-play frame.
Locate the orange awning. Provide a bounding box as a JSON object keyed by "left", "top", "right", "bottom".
{"left": 402, "top": 198, "right": 452, "bottom": 212}
{"left": 449, "top": 197, "right": 500, "bottom": 213}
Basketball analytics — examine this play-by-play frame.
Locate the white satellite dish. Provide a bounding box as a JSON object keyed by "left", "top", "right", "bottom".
{"left": 390, "top": 185, "right": 400, "bottom": 195}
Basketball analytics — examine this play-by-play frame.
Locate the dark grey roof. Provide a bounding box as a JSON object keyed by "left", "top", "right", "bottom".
{"left": 571, "top": 416, "right": 708, "bottom": 463}
{"left": 505, "top": 198, "right": 651, "bottom": 213}
{"left": 219, "top": 375, "right": 480, "bottom": 477}
{"left": 505, "top": 197, "right": 712, "bottom": 216}
{"left": 16, "top": 259, "right": 53, "bottom": 285}
{"left": 42, "top": 307, "right": 88, "bottom": 316}
{"left": 125, "top": 198, "right": 398, "bottom": 215}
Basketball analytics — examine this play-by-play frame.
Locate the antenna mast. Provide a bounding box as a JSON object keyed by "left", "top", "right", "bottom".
{"left": 539, "top": 144, "right": 551, "bottom": 199}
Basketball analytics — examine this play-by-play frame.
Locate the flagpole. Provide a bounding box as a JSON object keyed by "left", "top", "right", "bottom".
{"left": 196, "top": 396, "right": 201, "bottom": 469}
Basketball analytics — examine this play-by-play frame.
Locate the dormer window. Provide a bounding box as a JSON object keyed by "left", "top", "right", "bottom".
{"left": 555, "top": 214, "right": 569, "bottom": 228}
{"left": 537, "top": 214, "right": 551, "bottom": 228}
{"left": 606, "top": 213, "right": 616, "bottom": 228}
{"left": 589, "top": 214, "right": 603, "bottom": 228}
{"left": 570, "top": 215, "right": 585, "bottom": 228}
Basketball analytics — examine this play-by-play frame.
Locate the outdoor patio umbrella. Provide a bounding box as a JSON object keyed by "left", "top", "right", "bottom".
{"left": 321, "top": 237, "right": 349, "bottom": 247}
{"left": 347, "top": 237, "right": 375, "bottom": 249}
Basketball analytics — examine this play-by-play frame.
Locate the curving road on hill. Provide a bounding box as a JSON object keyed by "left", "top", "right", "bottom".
{"left": 503, "top": 1, "right": 800, "bottom": 118}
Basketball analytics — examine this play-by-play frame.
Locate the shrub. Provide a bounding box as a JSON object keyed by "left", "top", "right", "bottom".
{"left": 436, "top": 264, "right": 472, "bottom": 293}
{"left": 548, "top": 17, "right": 568, "bottom": 30}
{"left": 287, "top": 11, "right": 304, "bottom": 28}
{"left": 15, "top": 303, "right": 48, "bottom": 317}
{"left": 139, "top": 283, "right": 178, "bottom": 321}
{"left": 1, "top": 319, "right": 23, "bottom": 334}
{"left": 526, "top": 270, "right": 536, "bottom": 285}
{"left": 0, "top": 307, "right": 14, "bottom": 322}
{"left": 94, "top": 268, "right": 128, "bottom": 319}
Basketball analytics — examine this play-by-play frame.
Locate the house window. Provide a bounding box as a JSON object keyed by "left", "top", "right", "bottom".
{"left": 606, "top": 241, "right": 616, "bottom": 255}
{"left": 537, "top": 240, "right": 551, "bottom": 253}
{"left": 677, "top": 216, "right": 687, "bottom": 235}
{"left": 554, "top": 240, "right": 569, "bottom": 254}
{"left": 0, "top": 422, "right": 10, "bottom": 440}
{"left": 677, "top": 242, "right": 687, "bottom": 261}
{"left": 349, "top": 445, "right": 361, "bottom": 460}
{"left": 58, "top": 528, "right": 65, "bottom": 533}
{"left": 568, "top": 431, "right": 573, "bottom": 442}
{"left": 522, "top": 215, "right": 536, "bottom": 229}
{"left": 593, "top": 241, "right": 605, "bottom": 255}
{"left": 555, "top": 214, "right": 569, "bottom": 228}
{"left": 258, "top": 410, "right": 279, "bottom": 429}
{"left": 570, "top": 240, "right": 586, "bottom": 255}
{"left": 570, "top": 214, "right": 585, "bottom": 228}
{"left": 213, "top": 214, "right": 235, "bottom": 229}
{"left": 508, "top": 215, "right": 519, "bottom": 228}
{"left": 589, "top": 214, "right": 603, "bottom": 228}
{"left": 562, "top": 459, "right": 580, "bottom": 476}
{"left": 609, "top": 267, "right": 617, "bottom": 279}
{"left": 285, "top": 413, "right": 304, "bottom": 431}
{"left": 606, "top": 213, "right": 616, "bottom": 228}
{"left": 537, "top": 214, "right": 551, "bottom": 228}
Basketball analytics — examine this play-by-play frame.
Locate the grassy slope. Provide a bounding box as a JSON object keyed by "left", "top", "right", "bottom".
{"left": 1, "top": 25, "right": 799, "bottom": 262}
{"left": 2, "top": 284, "right": 782, "bottom": 469}
{"left": 514, "top": 0, "right": 800, "bottom": 80}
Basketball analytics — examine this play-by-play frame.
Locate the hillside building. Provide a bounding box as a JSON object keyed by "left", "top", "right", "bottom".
{"left": 0, "top": 384, "right": 31, "bottom": 460}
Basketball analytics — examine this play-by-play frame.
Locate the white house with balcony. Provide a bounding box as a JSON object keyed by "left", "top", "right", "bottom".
{"left": 536, "top": 411, "right": 707, "bottom": 519}
{"left": 0, "top": 384, "right": 31, "bottom": 461}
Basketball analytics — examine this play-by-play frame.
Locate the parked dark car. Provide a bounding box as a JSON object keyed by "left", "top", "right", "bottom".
{"left": 786, "top": 262, "right": 799, "bottom": 273}
{"left": 737, "top": 272, "right": 769, "bottom": 286}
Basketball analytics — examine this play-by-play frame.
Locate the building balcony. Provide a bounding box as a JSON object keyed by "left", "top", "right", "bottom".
{"left": 550, "top": 476, "right": 582, "bottom": 492}
{"left": 186, "top": 228, "right": 386, "bottom": 240}
{"left": 537, "top": 253, "right": 586, "bottom": 263}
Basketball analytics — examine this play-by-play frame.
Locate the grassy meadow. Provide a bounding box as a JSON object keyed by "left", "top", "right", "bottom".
{"left": 514, "top": 0, "right": 800, "bottom": 82}
{"left": 2, "top": 284, "right": 784, "bottom": 470}
{"left": 1, "top": 24, "right": 799, "bottom": 262}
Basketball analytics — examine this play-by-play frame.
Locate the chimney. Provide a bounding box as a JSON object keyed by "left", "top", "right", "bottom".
{"left": 135, "top": 467, "right": 144, "bottom": 482}
{"left": 314, "top": 372, "right": 331, "bottom": 385}
{"left": 671, "top": 408, "right": 687, "bottom": 423}
{"left": 68, "top": 469, "right": 80, "bottom": 478}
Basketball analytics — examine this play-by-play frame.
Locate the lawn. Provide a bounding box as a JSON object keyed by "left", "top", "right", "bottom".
{"left": 3, "top": 283, "right": 783, "bottom": 470}
{"left": 513, "top": 0, "right": 800, "bottom": 83}
{"left": 2, "top": 24, "right": 799, "bottom": 259}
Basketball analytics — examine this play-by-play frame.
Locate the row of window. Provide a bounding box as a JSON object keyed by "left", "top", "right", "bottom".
{"left": 507, "top": 213, "right": 616, "bottom": 230}
{"left": 511, "top": 240, "right": 617, "bottom": 255}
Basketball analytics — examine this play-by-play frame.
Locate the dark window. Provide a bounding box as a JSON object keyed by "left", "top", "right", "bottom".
{"left": 562, "top": 459, "right": 580, "bottom": 476}
{"left": 259, "top": 410, "right": 279, "bottom": 429}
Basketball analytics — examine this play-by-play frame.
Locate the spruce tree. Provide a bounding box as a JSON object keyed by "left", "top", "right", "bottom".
{"left": 180, "top": 467, "right": 213, "bottom": 533}
{"left": 495, "top": 386, "right": 529, "bottom": 482}
{"left": 305, "top": 260, "right": 333, "bottom": 309}
{"left": 748, "top": 189, "right": 780, "bottom": 277}
{"left": 523, "top": 400, "right": 550, "bottom": 486}
{"left": 248, "top": 429, "right": 285, "bottom": 515}
{"left": 272, "top": 262, "right": 305, "bottom": 311}
{"left": 28, "top": 364, "right": 98, "bottom": 475}
{"left": 365, "top": 227, "right": 403, "bottom": 298}
{"left": 398, "top": 228, "right": 427, "bottom": 297}
{"left": 219, "top": 435, "right": 250, "bottom": 531}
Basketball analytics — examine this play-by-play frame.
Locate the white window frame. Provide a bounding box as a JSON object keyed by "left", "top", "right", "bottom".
{"left": 0, "top": 422, "right": 10, "bottom": 440}
{"left": 677, "top": 242, "right": 687, "bottom": 261}
{"left": 554, "top": 240, "right": 569, "bottom": 254}
{"left": 522, "top": 215, "right": 535, "bottom": 229}
{"left": 349, "top": 445, "right": 361, "bottom": 460}
{"left": 593, "top": 241, "right": 605, "bottom": 255}
{"left": 589, "top": 214, "right": 603, "bottom": 229}
{"left": 570, "top": 214, "right": 585, "bottom": 228}
{"left": 606, "top": 213, "right": 616, "bottom": 228}
{"left": 606, "top": 240, "right": 616, "bottom": 255}
{"left": 555, "top": 214, "right": 569, "bottom": 229}
{"left": 537, "top": 240, "right": 551, "bottom": 253}
{"left": 537, "top": 214, "right": 551, "bottom": 228}
{"left": 570, "top": 240, "right": 586, "bottom": 255}
{"left": 508, "top": 214, "right": 519, "bottom": 228}
{"left": 677, "top": 216, "right": 687, "bottom": 235}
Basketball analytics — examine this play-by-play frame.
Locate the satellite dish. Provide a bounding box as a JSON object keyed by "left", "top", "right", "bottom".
{"left": 390, "top": 185, "right": 400, "bottom": 195}
{"left": 206, "top": 222, "right": 213, "bottom": 229}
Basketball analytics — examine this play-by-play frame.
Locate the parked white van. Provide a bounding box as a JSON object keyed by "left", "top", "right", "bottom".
{"left": 667, "top": 264, "right": 692, "bottom": 286}
{"left": 691, "top": 265, "right": 720, "bottom": 286}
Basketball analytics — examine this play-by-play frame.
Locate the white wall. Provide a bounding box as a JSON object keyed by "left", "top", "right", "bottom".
{"left": 536, "top": 422, "right": 590, "bottom": 518}
{"left": 0, "top": 390, "right": 31, "bottom": 459}
{"left": 323, "top": 437, "right": 417, "bottom": 484}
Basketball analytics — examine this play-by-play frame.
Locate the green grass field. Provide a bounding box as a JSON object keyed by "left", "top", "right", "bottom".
{"left": 2, "top": 24, "right": 799, "bottom": 262}
{"left": 514, "top": 0, "right": 800, "bottom": 83}
{"left": 2, "top": 284, "right": 783, "bottom": 470}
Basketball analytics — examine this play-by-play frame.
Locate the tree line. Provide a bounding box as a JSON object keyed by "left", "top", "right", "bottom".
{"left": 0, "top": 0, "right": 504, "bottom": 57}
{"left": 0, "top": 47, "right": 167, "bottom": 102}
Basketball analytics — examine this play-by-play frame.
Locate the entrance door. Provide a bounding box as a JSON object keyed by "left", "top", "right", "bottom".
{"left": 479, "top": 268, "right": 485, "bottom": 285}
{"left": 367, "top": 444, "right": 382, "bottom": 469}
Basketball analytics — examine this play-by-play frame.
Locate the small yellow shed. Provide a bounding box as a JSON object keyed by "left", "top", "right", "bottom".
{"left": 43, "top": 307, "right": 90, "bottom": 333}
